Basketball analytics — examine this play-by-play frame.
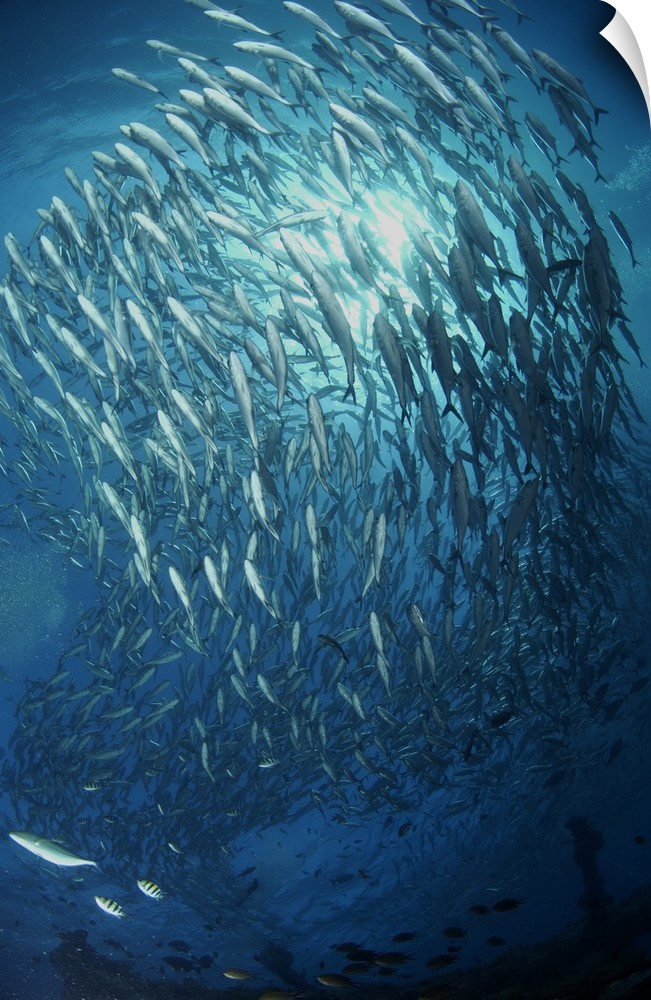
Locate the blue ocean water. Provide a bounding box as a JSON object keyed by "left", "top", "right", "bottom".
{"left": 0, "top": 1, "right": 649, "bottom": 998}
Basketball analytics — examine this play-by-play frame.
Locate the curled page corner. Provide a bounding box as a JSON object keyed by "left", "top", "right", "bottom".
{"left": 600, "top": 1, "right": 651, "bottom": 126}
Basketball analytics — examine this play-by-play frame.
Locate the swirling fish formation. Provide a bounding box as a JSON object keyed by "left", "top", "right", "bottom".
{"left": 1, "top": 0, "right": 649, "bottom": 948}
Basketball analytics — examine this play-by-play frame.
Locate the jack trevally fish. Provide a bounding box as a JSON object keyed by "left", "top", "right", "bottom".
{"left": 9, "top": 831, "right": 98, "bottom": 867}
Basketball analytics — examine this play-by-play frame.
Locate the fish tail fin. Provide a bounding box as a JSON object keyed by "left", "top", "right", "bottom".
{"left": 442, "top": 401, "right": 462, "bottom": 421}
{"left": 342, "top": 383, "right": 356, "bottom": 406}
{"left": 480, "top": 15, "right": 500, "bottom": 32}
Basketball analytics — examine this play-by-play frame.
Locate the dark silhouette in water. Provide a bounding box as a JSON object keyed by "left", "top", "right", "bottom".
{"left": 48, "top": 901, "right": 651, "bottom": 999}
{"left": 255, "top": 940, "right": 312, "bottom": 992}
{"left": 565, "top": 816, "right": 611, "bottom": 918}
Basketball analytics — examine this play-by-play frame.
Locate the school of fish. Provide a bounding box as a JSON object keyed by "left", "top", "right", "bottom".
{"left": 2, "top": 0, "right": 651, "bottom": 985}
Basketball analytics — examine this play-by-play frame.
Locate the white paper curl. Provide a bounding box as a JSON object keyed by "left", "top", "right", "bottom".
{"left": 600, "top": 1, "right": 651, "bottom": 126}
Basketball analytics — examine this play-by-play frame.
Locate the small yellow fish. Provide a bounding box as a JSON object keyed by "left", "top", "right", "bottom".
{"left": 223, "top": 968, "right": 256, "bottom": 980}
{"left": 95, "top": 896, "right": 125, "bottom": 918}
{"left": 137, "top": 879, "right": 164, "bottom": 900}
{"left": 258, "top": 993, "right": 299, "bottom": 1000}
{"left": 316, "top": 973, "right": 355, "bottom": 988}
